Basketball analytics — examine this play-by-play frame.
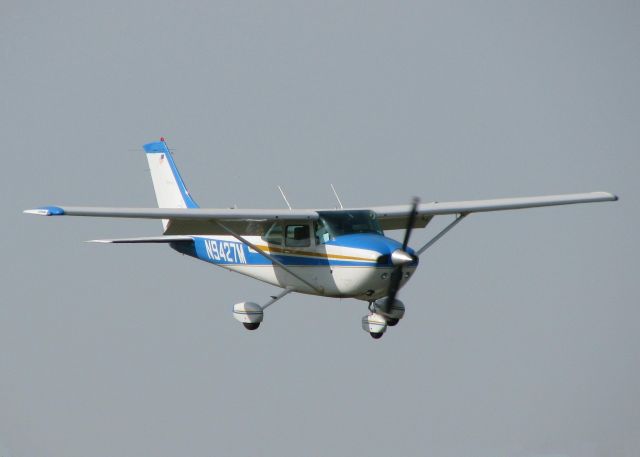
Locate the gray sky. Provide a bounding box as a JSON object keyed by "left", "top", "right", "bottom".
{"left": 1, "top": 1, "right": 639, "bottom": 456}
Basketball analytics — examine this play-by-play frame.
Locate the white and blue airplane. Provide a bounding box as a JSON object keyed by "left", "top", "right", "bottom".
{"left": 25, "top": 139, "right": 618, "bottom": 338}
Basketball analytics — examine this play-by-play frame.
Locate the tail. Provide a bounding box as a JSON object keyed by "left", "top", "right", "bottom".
{"left": 143, "top": 138, "right": 199, "bottom": 231}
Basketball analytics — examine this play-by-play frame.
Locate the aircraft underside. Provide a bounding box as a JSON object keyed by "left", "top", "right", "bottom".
{"left": 220, "top": 264, "right": 417, "bottom": 300}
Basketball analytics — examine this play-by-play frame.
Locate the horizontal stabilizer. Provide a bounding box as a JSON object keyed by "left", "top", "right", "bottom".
{"left": 87, "top": 236, "right": 193, "bottom": 244}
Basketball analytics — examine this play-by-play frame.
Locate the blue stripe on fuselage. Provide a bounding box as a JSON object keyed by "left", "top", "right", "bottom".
{"left": 326, "top": 233, "right": 417, "bottom": 262}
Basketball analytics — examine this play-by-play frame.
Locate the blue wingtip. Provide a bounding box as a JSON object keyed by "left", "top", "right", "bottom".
{"left": 45, "top": 206, "right": 65, "bottom": 215}
{"left": 23, "top": 206, "right": 65, "bottom": 216}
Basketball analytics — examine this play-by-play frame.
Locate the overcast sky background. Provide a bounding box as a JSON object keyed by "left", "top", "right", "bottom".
{"left": 1, "top": 1, "right": 638, "bottom": 456}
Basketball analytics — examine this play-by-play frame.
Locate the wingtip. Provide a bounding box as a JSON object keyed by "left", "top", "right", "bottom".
{"left": 23, "top": 209, "right": 47, "bottom": 216}
{"left": 598, "top": 191, "right": 619, "bottom": 202}
{"left": 23, "top": 206, "right": 65, "bottom": 216}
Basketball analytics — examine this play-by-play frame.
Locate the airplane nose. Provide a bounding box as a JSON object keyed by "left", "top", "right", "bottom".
{"left": 390, "top": 249, "right": 414, "bottom": 266}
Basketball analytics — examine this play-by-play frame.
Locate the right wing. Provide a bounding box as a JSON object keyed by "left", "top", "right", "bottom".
{"left": 23, "top": 206, "right": 319, "bottom": 235}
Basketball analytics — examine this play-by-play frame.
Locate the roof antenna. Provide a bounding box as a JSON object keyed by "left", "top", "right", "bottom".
{"left": 330, "top": 184, "right": 344, "bottom": 209}
{"left": 277, "top": 186, "right": 293, "bottom": 211}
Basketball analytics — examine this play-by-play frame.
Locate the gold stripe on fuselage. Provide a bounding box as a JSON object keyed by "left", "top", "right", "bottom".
{"left": 252, "top": 244, "right": 377, "bottom": 263}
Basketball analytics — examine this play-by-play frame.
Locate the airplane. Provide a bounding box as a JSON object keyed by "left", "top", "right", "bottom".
{"left": 24, "top": 138, "right": 618, "bottom": 339}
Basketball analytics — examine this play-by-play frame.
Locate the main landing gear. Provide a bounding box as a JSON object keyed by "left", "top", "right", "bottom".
{"left": 233, "top": 290, "right": 406, "bottom": 339}
{"left": 362, "top": 299, "right": 406, "bottom": 339}
{"left": 232, "top": 288, "right": 293, "bottom": 331}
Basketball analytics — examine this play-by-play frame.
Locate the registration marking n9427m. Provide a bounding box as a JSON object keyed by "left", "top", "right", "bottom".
{"left": 204, "top": 239, "right": 247, "bottom": 264}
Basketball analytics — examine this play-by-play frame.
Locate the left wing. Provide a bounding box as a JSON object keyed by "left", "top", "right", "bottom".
{"left": 370, "top": 191, "right": 617, "bottom": 229}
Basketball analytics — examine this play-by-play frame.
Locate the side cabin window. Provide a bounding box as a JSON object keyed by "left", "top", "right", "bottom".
{"left": 285, "top": 224, "right": 311, "bottom": 247}
{"left": 315, "top": 210, "right": 382, "bottom": 244}
{"left": 262, "top": 222, "right": 283, "bottom": 246}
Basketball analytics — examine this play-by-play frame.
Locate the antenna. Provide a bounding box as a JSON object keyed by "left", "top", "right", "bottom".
{"left": 277, "top": 186, "right": 292, "bottom": 211}
{"left": 330, "top": 184, "right": 344, "bottom": 209}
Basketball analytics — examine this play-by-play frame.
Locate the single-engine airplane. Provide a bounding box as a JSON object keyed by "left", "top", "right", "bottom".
{"left": 25, "top": 139, "right": 618, "bottom": 338}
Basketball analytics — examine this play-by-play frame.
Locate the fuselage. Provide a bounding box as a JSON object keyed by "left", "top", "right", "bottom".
{"left": 171, "top": 232, "right": 418, "bottom": 301}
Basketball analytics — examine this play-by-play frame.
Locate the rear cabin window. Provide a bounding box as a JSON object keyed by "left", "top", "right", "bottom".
{"left": 262, "top": 222, "right": 283, "bottom": 245}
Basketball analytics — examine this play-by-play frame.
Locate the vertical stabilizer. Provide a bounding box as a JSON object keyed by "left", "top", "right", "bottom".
{"left": 143, "top": 138, "right": 199, "bottom": 231}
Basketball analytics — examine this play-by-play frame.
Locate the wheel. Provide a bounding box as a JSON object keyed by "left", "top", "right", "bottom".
{"left": 386, "top": 318, "right": 399, "bottom": 327}
{"left": 370, "top": 332, "right": 384, "bottom": 339}
{"left": 243, "top": 322, "right": 260, "bottom": 330}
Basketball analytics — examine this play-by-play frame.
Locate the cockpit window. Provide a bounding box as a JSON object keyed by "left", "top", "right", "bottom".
{"left": 315, "top": 218, "right": 331, "bottom": 244}
{"left": 315, "top": 210, "right": 382, "bottom": 244}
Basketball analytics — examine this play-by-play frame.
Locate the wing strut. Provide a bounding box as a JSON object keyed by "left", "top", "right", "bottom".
{"left": 214, "top": 221, "right": 323, "bottom": 294}
{"left": 416, "top": 213, "right": 468, "bottom": 256}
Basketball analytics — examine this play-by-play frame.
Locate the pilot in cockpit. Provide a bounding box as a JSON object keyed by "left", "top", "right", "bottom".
{"left": 315, "top": 219, "right": 331, "bottom": 244}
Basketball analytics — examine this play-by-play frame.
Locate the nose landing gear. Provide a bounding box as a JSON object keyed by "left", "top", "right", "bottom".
{"left": 362, "top": 299, "right": 405, "bottom": 338}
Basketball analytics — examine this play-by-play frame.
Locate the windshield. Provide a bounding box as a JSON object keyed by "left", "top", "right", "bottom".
{"left": 316, "top": 210, "right": 382, "bottom": 243}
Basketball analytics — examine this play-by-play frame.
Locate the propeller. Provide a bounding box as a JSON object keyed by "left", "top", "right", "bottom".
{"left": 382, "top": 197, "right": 420, "bottom": 314}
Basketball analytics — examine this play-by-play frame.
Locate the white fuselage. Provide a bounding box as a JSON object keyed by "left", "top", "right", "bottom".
{"left": 183, "top": 234, "right": 417, "bottom": 301}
